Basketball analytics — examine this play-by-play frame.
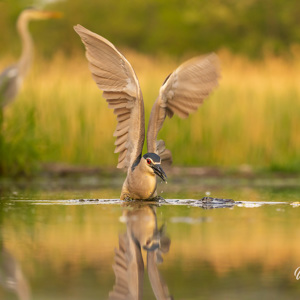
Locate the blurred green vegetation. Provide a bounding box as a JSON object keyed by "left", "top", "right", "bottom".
{"left": 0, "top": 0, "right": 299, "bottom": 59}
{"left": 0, "top": 1, "right": 300, "bottom": 176}
{"left": 0, "top": 51, "right": 300, "bottom": 175}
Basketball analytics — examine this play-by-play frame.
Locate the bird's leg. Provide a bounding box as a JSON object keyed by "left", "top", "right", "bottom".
{"left": 147, "top": 195, "right": 166, "bottom": 202}
{"left": 122, "top": 194, "right": 134, "bottom": 202}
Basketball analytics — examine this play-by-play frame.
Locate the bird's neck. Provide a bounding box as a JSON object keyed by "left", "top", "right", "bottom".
{"left": 17, "top": 15, "right": 33, "bottom": 76}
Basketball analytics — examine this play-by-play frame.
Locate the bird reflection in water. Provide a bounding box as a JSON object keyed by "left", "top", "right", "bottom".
{"left": 0, "top": 242, "right": 31, "bottom": 300}
{"left": 109, "top": 204, "right": 173, "bottom": 300}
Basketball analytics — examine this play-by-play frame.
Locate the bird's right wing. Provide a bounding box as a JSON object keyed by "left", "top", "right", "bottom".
{"left": 147, "top": 54, "right": 220, "bottom": 164}
{"left": 74, "top": 24, "right": 145, "bottom": 169}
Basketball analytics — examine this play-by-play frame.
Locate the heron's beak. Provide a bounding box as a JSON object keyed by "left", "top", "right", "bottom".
{"left": 152, "top": 164, "right": 167, "bottom": 182}
{"left": 42, "top": 11, "right": 63, "bottom": 19}
{"left": 33, "top": 11, "right": 63, "bottom": 20}
{"left": 143, "top": 242, "right": 160, "bottom": 252}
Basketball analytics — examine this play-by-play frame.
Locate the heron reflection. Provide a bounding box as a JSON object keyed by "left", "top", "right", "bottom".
{"left": 0, "top": 233, "right": 30, "bottom": 300}
{"left": 109, "top": 204, "right": 173, "bottom": 300}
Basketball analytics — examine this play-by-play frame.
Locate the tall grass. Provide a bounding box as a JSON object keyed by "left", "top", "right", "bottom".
{"left": 1, "top": 49, "right": 300, "bottom": 175}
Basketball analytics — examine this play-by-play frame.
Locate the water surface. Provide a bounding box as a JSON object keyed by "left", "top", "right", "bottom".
{"left": 0, "top": 176, "right": 300, "bottom": 300}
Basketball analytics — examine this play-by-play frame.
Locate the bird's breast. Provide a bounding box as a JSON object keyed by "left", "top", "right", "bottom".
{"left": 127, "top": 171, "right": 157, "bottom": 200}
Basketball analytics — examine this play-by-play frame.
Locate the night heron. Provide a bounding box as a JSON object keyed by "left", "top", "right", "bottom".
{"left": 0, "top": 8, "right": 62, "bottom": 108}
{"left": 74, "top": 24, "right": 220, "bottom": 200}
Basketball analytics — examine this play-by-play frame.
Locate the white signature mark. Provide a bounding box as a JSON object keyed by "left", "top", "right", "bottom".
{"left": 294, "top": 267, "right": 300, "bottom": 280}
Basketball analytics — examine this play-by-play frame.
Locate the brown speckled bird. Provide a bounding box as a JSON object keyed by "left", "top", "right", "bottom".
{"left": 74, "top": 24, "right": 220, "bottom": 200}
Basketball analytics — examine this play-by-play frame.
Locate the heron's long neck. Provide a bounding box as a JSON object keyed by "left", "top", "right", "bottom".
{"left": 17, "top": 16, "right": 33, "bottom": 76}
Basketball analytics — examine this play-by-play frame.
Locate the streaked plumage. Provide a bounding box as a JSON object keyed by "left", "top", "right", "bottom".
{"left": 0, "top": 8, "right": 61, "bottom": 108}
{"left": 74, "top": 24, "right": 220, "bottom": 200}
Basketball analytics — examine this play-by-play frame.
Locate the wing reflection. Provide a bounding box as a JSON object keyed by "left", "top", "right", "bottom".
{"left": 109, "top": 204, "right": 173, "bottom": 300}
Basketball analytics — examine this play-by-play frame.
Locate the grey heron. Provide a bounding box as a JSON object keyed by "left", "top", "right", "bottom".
{"left": 0, "top": 8, "right": 62, "bottom": 108}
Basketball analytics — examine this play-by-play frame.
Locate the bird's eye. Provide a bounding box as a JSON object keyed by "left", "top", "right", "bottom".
{"left": 146, "top": 159, "right": 151, "bottom": 165}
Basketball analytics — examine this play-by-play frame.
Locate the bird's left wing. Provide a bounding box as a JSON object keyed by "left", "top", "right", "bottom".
{"left": 74, "top": 24, "right": 145, "bottom": 169}
{"left": 147, "top": 54, "right": 220, "bottom": 164}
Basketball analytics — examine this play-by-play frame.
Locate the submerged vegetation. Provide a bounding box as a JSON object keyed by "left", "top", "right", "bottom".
{"left": 0, "top": 50, "right": 299, "bottom": 175}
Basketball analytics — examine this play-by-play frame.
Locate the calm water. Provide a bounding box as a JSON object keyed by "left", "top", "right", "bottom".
{"left": 0, "top": 175, "right": 300, "bottom": 300}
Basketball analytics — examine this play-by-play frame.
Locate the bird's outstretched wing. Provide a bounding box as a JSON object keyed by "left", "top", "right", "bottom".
{"left": 74, "top": 24, "right": 145, "bottom": 169}
{"left": 147, "top": 54, "right": 220, "bottom": 164}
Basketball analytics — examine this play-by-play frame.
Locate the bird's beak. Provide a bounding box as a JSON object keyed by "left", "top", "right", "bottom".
{"left": 143, "top": 242, "right": 160, "bottom": 252}
{"left": 43, "top": 11, "right": 63, "bottom": 19}
{"left": 34, "top": 11, "right": 63, "bottom": 20}
{"left": 152, "top": 164, "right": 167, "bottom": 182}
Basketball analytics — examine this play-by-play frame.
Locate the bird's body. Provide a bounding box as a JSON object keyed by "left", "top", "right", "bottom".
{"left": 121, "top": 153, "right": 164, "bottom": 200}
{"left": 74, "top": 24, "right": 220, "bottom": 200}
{"left": 0, "top": 8, "right": 61, "bottom": 108}
{"left": 0, "top": 65, "right": 20, "bottom": 106}
{"left": 122, "top": 167, "right": 157, "bottom": 200}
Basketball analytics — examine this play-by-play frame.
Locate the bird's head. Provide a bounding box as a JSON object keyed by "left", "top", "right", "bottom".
{"left": 20, "top": 8, "right": 62, "bottom": 21}
{"left": 142, "top": 153, "right": 167, "bottom": 182}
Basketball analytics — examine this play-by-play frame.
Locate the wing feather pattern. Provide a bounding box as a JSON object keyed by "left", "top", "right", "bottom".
{"left": 147, "top": 54, "right": 220, "bottom": 164}
{"left": 74, "top": 24, "right": 145, "bottom": 169}
{"left": 109, "top": 234, "right": 144, "bottom": 300}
